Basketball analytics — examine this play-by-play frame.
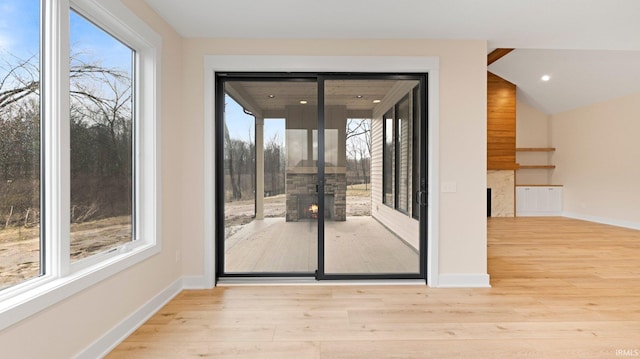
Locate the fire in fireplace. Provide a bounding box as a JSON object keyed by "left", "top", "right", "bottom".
{"left": 308, "top": 203, "right": 319, "bottom": 219}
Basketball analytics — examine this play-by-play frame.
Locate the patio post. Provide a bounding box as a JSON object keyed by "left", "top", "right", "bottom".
{"left": 256, "top": 116, "right": 265, "bottom": 220}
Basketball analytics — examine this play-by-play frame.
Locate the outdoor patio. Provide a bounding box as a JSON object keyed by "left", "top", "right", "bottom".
{"left": 224, "top": 216, "right": 419, "bottom": 274}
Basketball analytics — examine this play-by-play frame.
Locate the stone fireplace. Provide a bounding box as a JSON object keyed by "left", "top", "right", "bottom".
{"left": 286, "top": 170, "right": 346, "bottom": 222}
{"left": 284, "top": 105, "right": 348, "bottom": 222}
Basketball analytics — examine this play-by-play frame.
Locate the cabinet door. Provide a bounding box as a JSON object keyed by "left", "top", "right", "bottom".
{"left": 516, "top": 187, "right": 526, "bottom": 214}
{"left": 516, "top": 187, "right": 537, "bottom": 215}
{"left": 537, "top": 187, "right": 551, "bottom": 212}
{"left": 546, "top": 187, "right": 562, "bottom": 214}
{"left": 517, "top": 186, "right": 563, "bottom": 216}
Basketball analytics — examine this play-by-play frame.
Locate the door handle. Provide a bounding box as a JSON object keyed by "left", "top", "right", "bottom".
{"left": 415, "top": 190, "right": 427, "bottom": 207}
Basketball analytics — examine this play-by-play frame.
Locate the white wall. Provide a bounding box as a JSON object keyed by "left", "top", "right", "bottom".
{"left": 516, "top": 100, "right": 552, "bottom": 185}
{"left": 0, "top": 1, "right": 185, "bottom": 357}
{"left": 551, "top": 92, "right": 640, "bottom": 228}
{"left": 183, "top": 38, "right": 489, "bottom": 284}
{"left": 0, "top": 5, "right": 491, "bottom": 357}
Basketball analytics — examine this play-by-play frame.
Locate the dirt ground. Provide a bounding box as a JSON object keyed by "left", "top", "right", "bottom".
{"left": 0, "top": 216, "right": 131, "bottom": 290}
{"left": 0, "top": 185, "right": 372, "bottom": 289}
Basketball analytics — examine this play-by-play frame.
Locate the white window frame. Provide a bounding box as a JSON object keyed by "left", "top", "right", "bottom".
{"left": 0, "top": 0, "right": 161, "bottom": 331}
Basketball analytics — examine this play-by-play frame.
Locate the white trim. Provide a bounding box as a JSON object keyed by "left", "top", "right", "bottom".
{"left": 182, "top": 275, "right": 209, "bottom": 290}
{"left": 70, "top": 0, "right": 161, "bottom": 49}
{"left": 437, "top": 274, "right": 491, "bottom": 288}
{"left": 0, "top": 245, "right": 159, "bottom": 331}
{"left": 203, "top": 62, "right": 216, "bottom": 288}
{"left": 204, "top": 55, "right": 439, "bottom": 73}
{"left": 75, "top": 278, "right": 183, "bottom": 359}
{"left": 0, "top": 0, "right": 162, "bottom": 332}
{"left": 426, "top": 69, "right": 440, "bottom": 287}
{"left": 203, "top": 55, "right": 440, "bottom": 286}
{"left": 562, "top": 212, "right": 640, "bottom": 231}
{"left": 517, "top": 211, "right": 562, "bottom": 217}
{"left": 44, "top": 0, "right": 72, "bottom": 279}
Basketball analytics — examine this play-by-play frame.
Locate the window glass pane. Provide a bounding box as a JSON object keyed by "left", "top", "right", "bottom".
{"left": 397, "top": 95, "right": 410, "bottom": 213}
{"left": 223, "top": 94, "right": 255, "bottom": 204}
{"left": 312, "top": 129, "right": 338, "bottom": 166}
{"left": 0, "top": 0, "right": 41, "bottom": 290}
{"left": 69, "top": 10, "right": 134, "bottom": 262}
{"left": 411, "top": 86, "right": 420, "bottom": 220}
{"left": 382, "top": 109, "right": 394, "bottom": 206}
{"left": 286, "top": 129, "right": 307, "bottom": 167}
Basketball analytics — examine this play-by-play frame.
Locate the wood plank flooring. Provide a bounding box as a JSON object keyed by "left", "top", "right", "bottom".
{"left": 107, "top": 217, "right": 640, "bottom": 358}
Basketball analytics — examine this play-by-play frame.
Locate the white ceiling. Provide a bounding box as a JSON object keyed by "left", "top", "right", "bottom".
{"left": 143, "top": 0, "right": 640, "bottom": 114}
{"left": 489, "top": 49, "right": 640, "bottom": 114}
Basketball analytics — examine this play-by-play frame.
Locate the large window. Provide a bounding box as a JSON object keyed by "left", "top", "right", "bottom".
{"left": 0, "top": 0, "right": 41, "bottom": 291}
{"left": 382, "top": 87, "right": 419, "bottom": 218}
{"left": 383, "top": 109, "right": 394, "bottom": 205}
{"left": 396, "top": 95, "right": 411, "bottom": 214}
{"left": 69, "top": 10, "right": 134, "bottom": 262}
{"left": 0, "top": 0, "right": 159, "bottom": 330}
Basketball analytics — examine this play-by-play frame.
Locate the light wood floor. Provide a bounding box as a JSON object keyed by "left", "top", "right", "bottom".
{"left": 108, "top": 217, "right": 640, "bottom": 358}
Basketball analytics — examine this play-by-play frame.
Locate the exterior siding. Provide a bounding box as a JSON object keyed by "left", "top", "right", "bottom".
{"left": 371, "top": 116, "right": 420, "bottom": 250}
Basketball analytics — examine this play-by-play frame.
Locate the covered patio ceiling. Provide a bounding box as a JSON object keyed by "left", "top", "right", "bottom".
{"left": 225, "top": 79, "right": 417, "bottom": 118}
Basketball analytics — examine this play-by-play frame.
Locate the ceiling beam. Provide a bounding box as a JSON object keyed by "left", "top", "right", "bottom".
{"left": 488, "top": 48, "right": 515, "bottom": 66}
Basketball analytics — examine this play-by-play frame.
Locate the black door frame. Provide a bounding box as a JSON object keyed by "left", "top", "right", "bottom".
{"left": 215, "top": 72, "right": 428, "bottom": 282}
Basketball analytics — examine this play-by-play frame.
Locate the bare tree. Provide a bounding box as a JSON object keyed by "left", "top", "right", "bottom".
{"left": 264, "top": 133, "right": 284, "bottom": 196}
{"left": 247, "top": 123, "right": 255, "bottom": 199}
{"left": 70, "top": 57, "right": 132, "bottom": 176}
{"left": 0, "top": 54, "right": 39, "bottom": 113}
{"left": 346, "top": 118, "right": 370, "bottom": 140}
{"left": 1, "top": 51, "right": 134, "bottom": 225}
{"left": 223, "top": 118, "right": 241, "bottom": 200}
{"left": 346, "top": 119, "right": 371, "bottom": 187}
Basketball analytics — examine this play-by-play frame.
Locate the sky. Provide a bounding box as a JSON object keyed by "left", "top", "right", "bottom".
{"left": 1, "top": 0, "right": 278, "bottom": 147}
{"left": 225, "top": 94, "right": 285, "bottom": 147}
{"left": 69, "top": 9, "right": 133, "bottom": 73}
{"left": 0, "top": 0, "right": 39, "bottom": 61}
{"left": 0, "top": 0, "right": 132, "bottom": 79}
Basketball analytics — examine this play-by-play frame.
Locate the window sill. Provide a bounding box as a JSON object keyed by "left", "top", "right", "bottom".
{"left": 0, "top": 242, "right": 159, "bottom": 331}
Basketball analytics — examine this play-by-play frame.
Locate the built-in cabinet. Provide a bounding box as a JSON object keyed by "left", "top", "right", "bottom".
{"left": 515, "top": 147, "right": 563, "bottom": 216}
{"left": 516, "top": 186, "right": 563, "bottom": 216}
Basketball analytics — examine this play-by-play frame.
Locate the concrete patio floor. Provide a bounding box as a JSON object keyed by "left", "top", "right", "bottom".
{"left": 224, "top": 216, "right": 419, "bottom": 274}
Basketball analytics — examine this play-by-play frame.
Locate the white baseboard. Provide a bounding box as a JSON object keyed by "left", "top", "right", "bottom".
{"left": 516, "top": 211, "right": 562, "bottom": 217}
{"left": 437, "top": 273, "right": 491, "bottom": 288}
{"left": 182, "top": 275, "right": 212, "bottom": 289}
{"left": 76, "top": 279, "right": 183, "bottom": 359}
{"left": 563, "top": 212, "right": 640, "bottom": 230}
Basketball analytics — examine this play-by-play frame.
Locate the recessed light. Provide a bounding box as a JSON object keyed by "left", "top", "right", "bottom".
{"left": 541, "top": 75, "right": 551, "bottom": 82}
{"left": 356, "top": 95, "right": 363, "bottom": 99}
{"left": 299, "top": 100, "right": 308, "bottom": 104}
{"left": 372, "top": 99, "right": 381, "bottom": 104}
{"left": 268, "top": 94, "right": 275, "bottom": 98}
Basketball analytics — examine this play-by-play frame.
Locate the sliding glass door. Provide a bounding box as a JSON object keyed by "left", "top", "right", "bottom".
{"left": 218, "top": 78, "right": 318, "bottom": 275}
{"left": 216, "top": 74, "right": 427, "bottom": 280}
{"left": 320, "top": 77, "right": 424, "bottom": 278}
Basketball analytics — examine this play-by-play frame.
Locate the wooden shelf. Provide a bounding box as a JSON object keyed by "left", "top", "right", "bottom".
{"left": 518, "top": 165, "right": 556, "bottom": 169}
{"left": 516, "top": 184, "right": 563, "bottom": 187}
{"left": 516, "top": 147, "right": 556, "bottom": 152}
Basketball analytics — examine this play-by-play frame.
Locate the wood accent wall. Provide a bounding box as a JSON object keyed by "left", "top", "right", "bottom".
{"left": 487, "top": 71, "right": 518, "bottom": 170}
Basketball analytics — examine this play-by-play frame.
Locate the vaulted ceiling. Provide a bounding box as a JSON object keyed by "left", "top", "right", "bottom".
{"left": 144, "top": 0, "right": 640, "bottom": 115}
